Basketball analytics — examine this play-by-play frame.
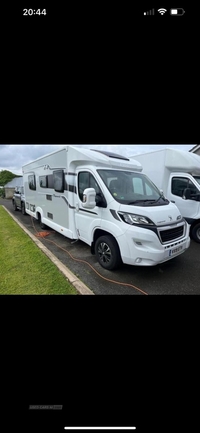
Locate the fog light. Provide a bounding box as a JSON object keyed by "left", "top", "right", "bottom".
{"left": 135, "top": 241, "right": 142, "bottom": 245}
{"left": 135, "top": 258, "right": 142, "bottom": 263}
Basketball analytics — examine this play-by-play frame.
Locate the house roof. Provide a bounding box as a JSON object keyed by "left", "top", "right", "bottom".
{"left": 189, "top": 144, "right": 200, "bottom": 153}
{"left": 4, "top": 177, "right": 23, "bottom": 188}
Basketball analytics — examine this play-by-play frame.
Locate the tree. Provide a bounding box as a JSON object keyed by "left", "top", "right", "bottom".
{"left": 0, "top": 170, "right": 21, "bottom": 186}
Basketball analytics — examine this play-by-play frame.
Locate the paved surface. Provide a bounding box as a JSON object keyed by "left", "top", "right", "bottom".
{"left": 1, "top": 198, "right": 200, "bottom": 295}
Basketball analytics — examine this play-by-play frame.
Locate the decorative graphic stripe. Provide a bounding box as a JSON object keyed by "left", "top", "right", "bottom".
{"left": 79, "top": 208, "right": 98, "bottom": 215}
{"left": 53, "top": 194, "right": 76, "bottom": 209}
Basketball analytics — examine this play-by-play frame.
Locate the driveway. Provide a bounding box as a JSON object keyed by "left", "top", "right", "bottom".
{"left": 1, "top": 198, "right": 199, "bottom": 295}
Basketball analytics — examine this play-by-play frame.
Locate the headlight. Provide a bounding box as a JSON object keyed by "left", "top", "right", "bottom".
{"left": 118, "top": 212, "right": 154, "bottom": 225}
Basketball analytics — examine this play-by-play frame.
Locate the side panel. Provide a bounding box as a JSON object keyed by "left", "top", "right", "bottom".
{"left": 23, "top": 150, "right": 78, "bottom": 239}
{"left": 134, "top": 150, "right": 169, "bottom": 193}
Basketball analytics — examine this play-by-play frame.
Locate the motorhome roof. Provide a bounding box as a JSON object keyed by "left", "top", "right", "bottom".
{"left": 22, "top": 146, "right": 143, "bottom": 172}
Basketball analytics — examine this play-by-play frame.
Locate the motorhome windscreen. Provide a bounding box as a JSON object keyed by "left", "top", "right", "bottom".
{"left": 194, "top": 176, "right": 200, "bottom": 186}
{"left": 97, "top": 170, "right": 169, "bottom": 206}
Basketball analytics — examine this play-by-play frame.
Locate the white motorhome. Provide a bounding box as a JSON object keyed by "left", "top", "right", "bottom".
{"left": 22, "top": 146, "right": 190, "bottom": 270}
{"left": 132, "top": 148, "right": 200, "bottom": 242}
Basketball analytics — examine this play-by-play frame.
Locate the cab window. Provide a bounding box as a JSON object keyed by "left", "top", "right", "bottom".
{"left": 78, "top": 172, "right": 101, "bottom": 201}
{"left": 172, "top": 177, "right": 199, "bottom": 197}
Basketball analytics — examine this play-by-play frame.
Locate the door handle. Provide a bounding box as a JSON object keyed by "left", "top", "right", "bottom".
{"left": 171, "top": 200, "right": 175, "bottom": 203}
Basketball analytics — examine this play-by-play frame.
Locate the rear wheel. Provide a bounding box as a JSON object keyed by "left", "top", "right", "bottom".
{"left": 13, "top": 200, "right": 17, "bottom": 211}
{"left": 21, "top": 202, "right": 26, "bottom": 215}
{"left": 38, "top": 213, "right": 46, "bottom": 229}
{"left": 191, "top": 223, "right": 200, "bottom": 243}
{"left": 95, "top": 235, "right": 122, "bottom": 270}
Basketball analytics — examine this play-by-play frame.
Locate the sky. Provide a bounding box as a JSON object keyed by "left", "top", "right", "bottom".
{"left": 0, "top": 144, "right": 196, "bottom": 176}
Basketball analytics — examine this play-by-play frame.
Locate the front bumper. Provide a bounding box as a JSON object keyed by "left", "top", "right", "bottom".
{"left": 118, "top": 222, "right": 190, "bottom": 266}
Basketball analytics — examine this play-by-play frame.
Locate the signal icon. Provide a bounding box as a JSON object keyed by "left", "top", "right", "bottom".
{"left": 158, "top": 8, "right": 167, "bottom": 15}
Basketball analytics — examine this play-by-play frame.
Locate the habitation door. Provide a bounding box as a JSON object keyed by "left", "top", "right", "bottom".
{"left": 74, "top": 170, "right": 103, "bottom": 244}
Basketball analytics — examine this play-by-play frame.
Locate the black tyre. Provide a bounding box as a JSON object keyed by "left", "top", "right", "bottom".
{"left": 38, "top": 213, "right": 46, "bottom": 229}
{"left": 13, "top": 200, "right": 18, "bottom": 211}
{"left": 21, "top": 202, "right": 26, "bottom": 215}
{"left": 95, "top": 235, "right": 122, "bottom": 270}
{"left": 191, "top": 223, "right": 200, "bottom": 243}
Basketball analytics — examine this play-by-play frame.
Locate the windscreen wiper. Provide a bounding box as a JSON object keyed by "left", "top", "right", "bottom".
{"left": 128, "top": 199, "right": 157, "bottom": 205}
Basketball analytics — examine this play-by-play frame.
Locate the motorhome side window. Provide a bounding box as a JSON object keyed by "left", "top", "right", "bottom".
{"left": 78, "top": 172, "right": 101, "bottom": 201}
{"left": 39, "top": 175, "right": 48, "bottom": 188}
{"left": 47, "top": 175, "right": 54, "bottom": 189}
{"left": 28, "top": 174, "right": 36, "bottom": 190}
{"left": 53, "top": 170, "right": 64, "bottom": 192}
{"left": 172, "top": 177, "right": 199, "bottom": 197}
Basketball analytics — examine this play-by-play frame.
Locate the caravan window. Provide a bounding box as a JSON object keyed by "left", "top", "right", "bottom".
{"left": 47, "top": 174, "right": 54, "bottom": 189}
{"left": 28, "top": 174, "right": 36, "bottom": 190}
{"left": 53, "top": 170, "right": 64, "bottom": 193}
{"left": 39, "top": 176, "right": 48, "bottom": 188}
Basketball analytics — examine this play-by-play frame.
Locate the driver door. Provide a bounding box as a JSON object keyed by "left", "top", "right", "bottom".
{"left": 169, "top": 175, "right": 200, "bottom": 219}
{"left": 74, "top": 171, "right": 103, "bottom": 244}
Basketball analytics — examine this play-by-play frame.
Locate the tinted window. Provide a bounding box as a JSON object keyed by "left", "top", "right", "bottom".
{"left": 28, "top": 174, "right": 36, "bottom": 190}
{"left": 172, "top": 177, "right": 199, "bottom": 197}
{"left": 39, "top": 176, "right": 48, "bottom": 188}
{"left": 78, "top": 172, "right": 101, "bottom": 201}
{"left": 53, "top": 170, "right": 64, "bottom": 193}
{"left": 47, "top": 175, "right": 54, "bottom": 189}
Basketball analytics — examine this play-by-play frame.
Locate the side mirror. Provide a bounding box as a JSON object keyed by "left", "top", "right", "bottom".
{"left": 160, "top": 189, "right": 166, "bottom": 198}
{"left": 182, "top": 188, "right": 191, "bottom": 200}
{"left": 82, "top": 188, "right": 96, "bottom": 209}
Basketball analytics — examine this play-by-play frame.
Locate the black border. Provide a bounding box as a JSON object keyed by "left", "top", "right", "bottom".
{"left": 1, "top": 2, "right": 199, "bottom": 428}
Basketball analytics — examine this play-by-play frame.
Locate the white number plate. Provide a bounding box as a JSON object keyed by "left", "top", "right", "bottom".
{"left": 169, "top": 245, "right": 183, "bottom": 256}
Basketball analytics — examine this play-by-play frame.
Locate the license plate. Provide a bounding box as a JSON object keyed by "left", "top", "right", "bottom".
{"left": 169, "top": 245, "right": 183, "bottom": 256}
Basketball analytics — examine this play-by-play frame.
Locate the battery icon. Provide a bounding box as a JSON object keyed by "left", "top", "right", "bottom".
{"left": 170, "top": 8, "right": 185, "bottom": 15}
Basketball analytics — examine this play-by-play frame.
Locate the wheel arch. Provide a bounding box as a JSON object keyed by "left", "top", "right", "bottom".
{"left": 91, "top": 228, "right": 120, "bottom": 255}
{"left": 190, "top": 219, "right": 200, "bottom": 242}
{"left": 36, "top": 207, "right": 44, "bottom": 220}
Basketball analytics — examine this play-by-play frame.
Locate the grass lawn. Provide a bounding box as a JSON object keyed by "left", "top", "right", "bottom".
{"left": 0, "top": 206, "right": 78, "bottom": 294}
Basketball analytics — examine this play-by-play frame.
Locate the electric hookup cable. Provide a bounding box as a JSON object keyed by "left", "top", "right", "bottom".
{"left": 31, "top": 216, "right": 148, "bottom": 295}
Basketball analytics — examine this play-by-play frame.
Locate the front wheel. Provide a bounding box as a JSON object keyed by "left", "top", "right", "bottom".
{"left": 191, "top": 223, "right": 200, "bottom": 243}
{"left": 95, "top": 235, "right": 122, "bottom": 270}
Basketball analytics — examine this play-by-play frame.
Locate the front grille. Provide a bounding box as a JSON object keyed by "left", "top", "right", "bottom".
{"left": 159, "top": 225, "right": 184, "bottom": 243}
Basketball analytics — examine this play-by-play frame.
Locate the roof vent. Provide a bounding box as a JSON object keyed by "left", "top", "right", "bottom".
{"left": 91, "top": 149, "right": 129, "bottom": 161}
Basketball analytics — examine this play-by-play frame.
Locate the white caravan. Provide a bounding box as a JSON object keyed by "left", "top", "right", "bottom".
{"left": 132, "top": 148, "right": 200, "bottom": 242}
{"left": 22, "top": 146, "right": 190, "bottom": 270}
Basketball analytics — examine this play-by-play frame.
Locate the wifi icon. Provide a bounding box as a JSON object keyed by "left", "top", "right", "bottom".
{"left": 158, "top": 8, "right": 167, "bottom": 15}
